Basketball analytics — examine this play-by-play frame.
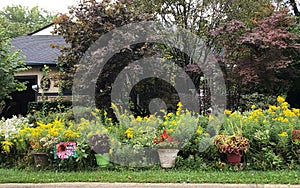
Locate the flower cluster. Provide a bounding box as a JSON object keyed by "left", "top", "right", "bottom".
{"left": 159, "top": 102, "right": 199, "bottom": 146}
{"left": 19, "top": 118, "right": 79, "bottom": 152}
{"left": 0, "top": 116, "right": 29, "bottom": 153}
{"left": 153, "top": 130, "right": 179, "bottom": 149}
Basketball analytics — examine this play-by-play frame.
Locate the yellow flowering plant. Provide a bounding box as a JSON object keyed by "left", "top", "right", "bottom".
{"left": 223, "top": 96, "right": 300, "bottom": 169}
{"left": 109, "top": 104, "right": 163, "bottom": 167}
{"left": 110, "top": 103, "right": 161, "bottom": 147}
{"left": 157, "top": 102, "right": 199, "bottom": 148}
{"left": 74, "top": 108, "right": 112, "bottom": 156}
{"left": 19, "top": 118, "right": 79, "bottom": 153}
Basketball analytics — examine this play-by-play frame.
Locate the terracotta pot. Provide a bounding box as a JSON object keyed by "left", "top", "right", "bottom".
{"left": 226, "top": 152, "right": 242, "bottom": 164}
{"left": 32, "top": 152, "right": 49, "bottom": 169}
{"left": 157, "top": 149, "right": 179, "bottom": 168}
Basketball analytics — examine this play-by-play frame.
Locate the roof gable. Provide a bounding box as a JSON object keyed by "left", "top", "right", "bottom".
{"left": 11, "top": 35, "right": 66, "bottom": 65}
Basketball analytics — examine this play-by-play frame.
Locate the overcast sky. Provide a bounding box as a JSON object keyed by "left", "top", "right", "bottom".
{"left": 0, "top": 0, "right": 79, "bottom": 14}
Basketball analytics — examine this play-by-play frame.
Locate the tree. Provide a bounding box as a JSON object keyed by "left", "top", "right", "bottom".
{"left": 55, "top": 0, "right": 282, "bottom": 113}
{"left": 0, "top": 26, "right": 28, "bottom": 114}
{"left": 211, "top": 9, "right": 300, "bottom": 110}
{"left": 53, "top": 0, "right": 153, "bottom": 115}
{"left": 132, "top": 0, "right": 275, "bottom": 111}
{"left": 0, "top": 5, "right": 56, "bottom": 37}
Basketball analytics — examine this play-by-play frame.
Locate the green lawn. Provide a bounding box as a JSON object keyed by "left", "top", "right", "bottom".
{"left": 0, "top": 168, "right": 299, "bottom": 184}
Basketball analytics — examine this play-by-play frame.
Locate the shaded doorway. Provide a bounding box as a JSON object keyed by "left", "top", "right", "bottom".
{"left": 1, "top": 76, "right": 37, "bottom": 118}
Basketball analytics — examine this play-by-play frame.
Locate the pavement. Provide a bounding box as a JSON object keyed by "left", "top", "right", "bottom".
{"left": 0, "top": 183, "right": 299, "bottom": 188}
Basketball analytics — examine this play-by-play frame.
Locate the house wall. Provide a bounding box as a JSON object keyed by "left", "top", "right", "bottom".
{"left": 15, "top": 66, "right": 64, "bottom": 101}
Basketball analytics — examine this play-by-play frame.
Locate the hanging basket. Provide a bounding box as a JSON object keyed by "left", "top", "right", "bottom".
{"left": 226, "top": 152, "right": 242, "bottom": 165}
{"left": 157, "top": 149, "right": 179, "bottom": 168}
{"left": 32, "top": 152, "right": 49, "bottom": 169}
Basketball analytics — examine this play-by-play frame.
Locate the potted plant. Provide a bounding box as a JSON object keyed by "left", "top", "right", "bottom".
{"left": 89, "top": 133, "right": 111, "bottom": 167}
{"left": 153, "top": 129, "right": 179, "bottom": 168}
{"left": 19, "top": 119, "right": 67, "bottom": 169}
{"left": 152, "top": 102, "right": 199, "bottom": 168}
{"left": 292, "top": 128, "right": 300, "bottom": 163}
{"left": 214, "top": 134, "right": 250, "bottom": 164}
{"left": 28, "top": 137, "right": 54, "bottom": 169}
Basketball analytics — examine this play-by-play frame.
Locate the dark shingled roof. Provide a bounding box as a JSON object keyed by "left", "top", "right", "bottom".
{"left": 11, "top": 35, "right": 66, "bottom": 65}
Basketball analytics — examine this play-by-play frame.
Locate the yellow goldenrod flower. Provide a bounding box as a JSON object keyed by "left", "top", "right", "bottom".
{"left": 208, "top": 115, "right": 214, "bottom": 121}
{"left": 293, "top": 108, "right": 300, "bottom": 116}
{"left": 177, "top": 102, "right": 183, "bottom": 108}
{"left": 277, "top": 96, "right": 285, "bottom": 104}
{"left": 284, "top": 109, "right": 295, "bottom": 117}
{"left": 167, "top": 113, "right": 173, "bottom": 117}
{"left": 136, "top": 116, "right": 143, "bottom": 122}
{"left": 125, "top": 128, "right": 134, "bottom": 139}
{"left": 279, "top": 132, "right": 287, "bottom": 137}
{"left": 251, "top": 105, "right": 256, "bottom": 109}
{"left": 224, "top": 109, "right": 232, "bottom": 115}
{"left": 171, "top": 120, "right": 177, "bottom": 126}
{"left": 109, "top": 148, "right": 113, "bottom": 155}
{"left": 87, "top": 132, "right": 93, "bottom": 138}
{"left": 282, "top": 102, "right": 289, "bottom": 109}
{"left": 49, "top": 128, "right": 58, "bottom": 137}
{"left": 1, "top": 140, "right": 13, "bottom": 153}
{"left": 196, "top": 129, "right": 203, "bottom": 135}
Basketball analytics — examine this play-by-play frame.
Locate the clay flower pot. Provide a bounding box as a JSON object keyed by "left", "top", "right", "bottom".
{"left": 226, "top": 152, "right": 242, "bottom": 165}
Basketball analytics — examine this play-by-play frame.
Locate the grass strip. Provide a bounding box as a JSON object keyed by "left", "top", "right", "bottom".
{"left": 0, "top": 168, "right": 299, "bottom": 184}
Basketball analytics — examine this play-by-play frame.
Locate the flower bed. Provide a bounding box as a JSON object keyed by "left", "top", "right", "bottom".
{"left": 0, "top": 96, "right": 299, "bottom": 170}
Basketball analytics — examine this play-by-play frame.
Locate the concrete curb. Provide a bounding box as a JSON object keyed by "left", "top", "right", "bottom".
{"left": 0, "top": 183, "right": 299, "bottom": 188}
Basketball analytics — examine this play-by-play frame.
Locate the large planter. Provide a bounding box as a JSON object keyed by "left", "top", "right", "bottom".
{"left": 95, "top": 153, "right": 109, "bottom": 167}
{"left": 226, "top": 152, "right": 242, "bottom": 165}
{"left": 157, "top": 149, "right": 179, "bottom": 168}
{"left": 32, "top": 152, "right": 49, "bottom": 169}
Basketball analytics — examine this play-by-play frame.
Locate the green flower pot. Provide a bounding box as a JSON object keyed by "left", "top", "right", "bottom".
{"left": 95, "top": 153, "right": 109, "bottom": 167}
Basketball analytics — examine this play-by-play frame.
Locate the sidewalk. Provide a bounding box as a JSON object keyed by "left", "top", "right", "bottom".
{"left": 0, "top": 183, "right": 299, "bottom": 188}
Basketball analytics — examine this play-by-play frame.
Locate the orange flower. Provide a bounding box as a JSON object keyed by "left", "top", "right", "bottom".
{"left": 29, "top": 141, "right": 35, "bottom": 147}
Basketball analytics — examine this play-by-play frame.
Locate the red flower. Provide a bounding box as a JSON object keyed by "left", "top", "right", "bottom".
{"left": 29, "top": 141, "right": 35, "bottom": 147}
{"left": 160, "top": 130, "right": 169, "bottom": 139}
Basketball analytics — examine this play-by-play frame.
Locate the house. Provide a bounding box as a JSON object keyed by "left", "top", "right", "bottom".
{"left": 2, "top": 24, "right": 69, "bottom": 117}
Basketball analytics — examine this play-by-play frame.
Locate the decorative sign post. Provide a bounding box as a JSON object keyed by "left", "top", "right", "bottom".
{"left": 54, "top": 142, "right": 78, "bottom": 159}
